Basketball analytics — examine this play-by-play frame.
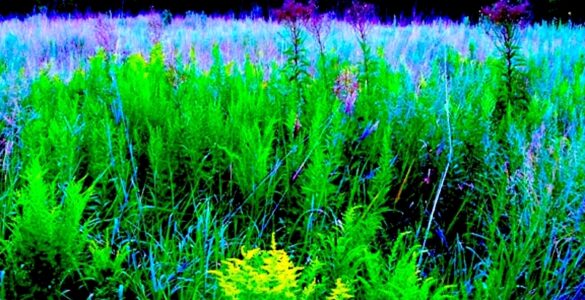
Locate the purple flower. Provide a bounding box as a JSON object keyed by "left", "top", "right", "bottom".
{"left": 481, "top": 0, "right": 529, "bottom": 24}
{"left": 345, "top": 1, "right": 377, "bottom": 37}
{"left": 345, "top": 1, "right": 377, "bottom": 26}
{"left": 343, "top": 90, "right": 358, "bottom": 115}
{"left": 363, "top": 169, "right": 376, "bottom": 180}
{"left": 334, "top": 68, "right": 359, "bottom": 116}
{"left": 274, "top": 0, "right": 314, "bottom": 25}
{"left": 359, "top": 120, "right": 379, "bottom": 141}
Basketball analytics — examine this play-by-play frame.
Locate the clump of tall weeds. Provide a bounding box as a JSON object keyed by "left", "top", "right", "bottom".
{"left": 2, "top": 158, "right": 93, "bottom": 298}
{"left": 305, "top": 0, "right": 332, "bottom": 59}
{"left": 275, "top": 0, "right": 314, "bottom": 103}
{"left": 147, "top": 11, "right": 164, "bottom": 45}
{"left": 0, "top": 98, "right": 19, "bottom": 175}
{"left": 305, "top": 0, "right": 333, "bottom": 86}
{"left": 481, "top": 0, "right": 530, "bottom": 126}
{"left": 94, "top": 14, "right": 117, "bottom": 54}
{"left": 346, "top": 1, "right": 377, "bottom": 88}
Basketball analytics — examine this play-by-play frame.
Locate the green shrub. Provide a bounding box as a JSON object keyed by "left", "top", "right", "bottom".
{"left": 4, "top": 157, "right": 92, "bottom": 298}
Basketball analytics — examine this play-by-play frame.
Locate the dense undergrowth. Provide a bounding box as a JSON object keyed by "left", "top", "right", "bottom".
{"left": 0, "top": 8, "right": 584, "bottom": 300}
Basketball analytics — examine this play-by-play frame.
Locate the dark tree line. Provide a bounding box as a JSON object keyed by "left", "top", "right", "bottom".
{"left": 0, "top": 0, "right": 582, "bottom": 23}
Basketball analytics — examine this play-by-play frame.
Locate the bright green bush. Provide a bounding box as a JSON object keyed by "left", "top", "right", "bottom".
{"left": 3, "top": 157, "right": 92, "bottom": 298}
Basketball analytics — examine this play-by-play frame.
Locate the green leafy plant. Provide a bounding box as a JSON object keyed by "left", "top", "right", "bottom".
{"left": 305, "top": 1, "right": 331, "bottom": 59}
{"left": 346, "top": 1, "right": 377, "bottom": 88}
{"left": 481, "top": 0, "right": 531, "bottom": 125}
{"left": 0, "top": 58, "right": 6, "bottom": 76}
{"left": 210, "top": 232, "right": 357, "bottom": 300}
{"left": 83, "top": 240, "right": 131, "bottom": 298}
{"left": 379, "top": 233, "right": 454, "bottom": 300}
{"left": 4, "top": 158, "right": 93, "bottom": 298}
{"left": 275, "top": 0, "right": 314, "bottom": 104}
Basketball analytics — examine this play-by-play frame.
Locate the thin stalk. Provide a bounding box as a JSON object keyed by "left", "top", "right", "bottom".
{"left": 419, "top": 47, "right": 453, "bottom": 266}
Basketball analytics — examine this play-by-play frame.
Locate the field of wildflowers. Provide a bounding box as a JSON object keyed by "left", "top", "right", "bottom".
{"left": 0, "top": 0, "right": 584, "bottom": 298}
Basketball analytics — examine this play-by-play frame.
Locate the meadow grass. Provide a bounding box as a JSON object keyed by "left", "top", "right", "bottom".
{"left": 0, "top": 12, "right": 583, "bottom": 299}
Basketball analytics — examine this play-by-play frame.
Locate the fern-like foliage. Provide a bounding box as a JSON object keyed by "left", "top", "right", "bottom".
{"left": 4, "top": 157, "right": 92, "bottom": 298}
{"left": 83, "top": 240, "right": 131, "bottom": 298}
{"left": 322, "top": 206, "right": 454, "bottom": 299}
{"left": 379, "top": 233, "right": 454, "bottom": 300}
{"left": 329, "top": 205, "right": 386, "bottom": 286}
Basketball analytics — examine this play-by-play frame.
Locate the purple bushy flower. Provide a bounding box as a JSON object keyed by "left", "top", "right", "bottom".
{"left": 274, "top": 0, "right": 314, "bottom": 25}
{"left": 481, "top": 0, "right": 529, "bottom": 25}
{"left": 345, "top": 1, "right": 377, "bottom": 38}
{"left": 343, "top": 90, "right": 358, "bottom": 115}
{"left": 345, "top": 1, "right": 376, "bottom": 85}
{"left": 334, "top": 68, "right": 359, "bottom": 115}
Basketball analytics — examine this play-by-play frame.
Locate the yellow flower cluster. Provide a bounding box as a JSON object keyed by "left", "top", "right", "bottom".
{"left": 326, "top": 278, "right": 353, "bottom": 300}
{"left": 209, "top": 233, "right": 353, "bottom": 300}
{"left": 209, "top": 232, "right": 304, "bottom": 299}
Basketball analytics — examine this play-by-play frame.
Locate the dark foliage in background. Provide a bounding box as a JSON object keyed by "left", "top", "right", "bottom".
{"left": 0, "top": 0, "right": 582, "bottom": 23}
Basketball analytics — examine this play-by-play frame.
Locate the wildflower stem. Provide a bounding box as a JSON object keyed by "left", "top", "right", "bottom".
{"left": 419, "top": 47, "right": 453, "bottom": 266}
